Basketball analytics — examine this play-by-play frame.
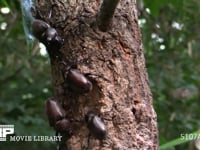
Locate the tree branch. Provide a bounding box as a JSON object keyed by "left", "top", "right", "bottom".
{"left": 97, "top": 0, "right": 120, "bottom": 32}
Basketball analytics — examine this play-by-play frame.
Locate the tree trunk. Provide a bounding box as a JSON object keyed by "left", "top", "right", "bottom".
{"left": 34, "top": 0, "right": 158, "bottom": 149}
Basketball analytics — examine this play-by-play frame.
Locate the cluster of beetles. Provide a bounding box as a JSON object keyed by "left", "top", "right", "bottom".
{"left": 31, "top": 19, "right": 107, "bottom": 143}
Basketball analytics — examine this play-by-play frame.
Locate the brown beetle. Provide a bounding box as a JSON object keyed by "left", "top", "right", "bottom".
{"left": 31, "top": 19, "right": 63, "bottom": 49}
{"left": 45, "top": 98, "right": 64, "bottom": 127}
{"left": 67, "top": 69, "right": 93, "bottom": 94}
{"left": 55, "top": 119, "right": 72, "bottom": 133}
{"left": 45, "top": 27, "right": 63, "bottom": 48}
{"left": 85, "top": 112, "right": 107, "bottom": 140}
{"left": 31, "top": 19, "right": 49, "bottom": 41}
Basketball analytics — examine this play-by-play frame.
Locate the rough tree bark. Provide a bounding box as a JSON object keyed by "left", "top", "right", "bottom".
{"left": 33, "top": 0, "right": 158, "bottom": 149}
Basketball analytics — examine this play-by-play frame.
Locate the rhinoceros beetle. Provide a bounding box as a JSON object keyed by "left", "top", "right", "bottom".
{"left": 45, "top": 98, "right": 64, "bottom": 126}
{"left": 60, "top": 61, "right": 93, "bottom": 94}
{"left": 45, "top": 98, "right": 72, "bottom": 135}
{"left": 31, "top": 19, "right": 63, "bottom": 48}
{"left": 44, "top": 27, "right": 63, "bottom": 48}
{"left": 31, "top": 19, "right": 49, "bottom": 40}
{"left": 85, "top": 112, "right": 107, "bottom": 140}
{"left": 60, "top": 60, "right": 110, "bottom": 94}
{"left": 55, "top": 119, "right": 72, "bottom": 133}
{"left": 66, "top": 68, "right": 93, "bottom": 93}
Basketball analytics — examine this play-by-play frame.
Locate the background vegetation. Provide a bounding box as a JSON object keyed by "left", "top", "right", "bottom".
{"left": 140, "top": 0, "right": 200, "bottom": 149}
{"left": 0, "top": 0, "right": 200, "bottom": 149}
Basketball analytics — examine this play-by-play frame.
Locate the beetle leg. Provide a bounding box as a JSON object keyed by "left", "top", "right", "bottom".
{"left": 84, "top": 73, "right": 111, "bottom": 83}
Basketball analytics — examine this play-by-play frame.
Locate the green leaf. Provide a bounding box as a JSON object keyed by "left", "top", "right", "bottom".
{"left": 0, "top": 0, "right": 9, "bottom": 7}
{"left": 160, "top": 130, "right": 200, "bottom": 149}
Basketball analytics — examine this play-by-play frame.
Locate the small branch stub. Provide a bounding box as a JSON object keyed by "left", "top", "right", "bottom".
{"left": 97, "top": 0, "right": 120, "bottom": 32}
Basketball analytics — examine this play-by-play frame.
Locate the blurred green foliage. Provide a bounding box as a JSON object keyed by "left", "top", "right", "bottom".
{"left": 141, "top": 0, "right": 200, "bottom": 149}
{"left": 0, "top": 1, "right": 55, "bottom": 149}
{"left": 0, "top": 0, "right": 200, "bottom": 149}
